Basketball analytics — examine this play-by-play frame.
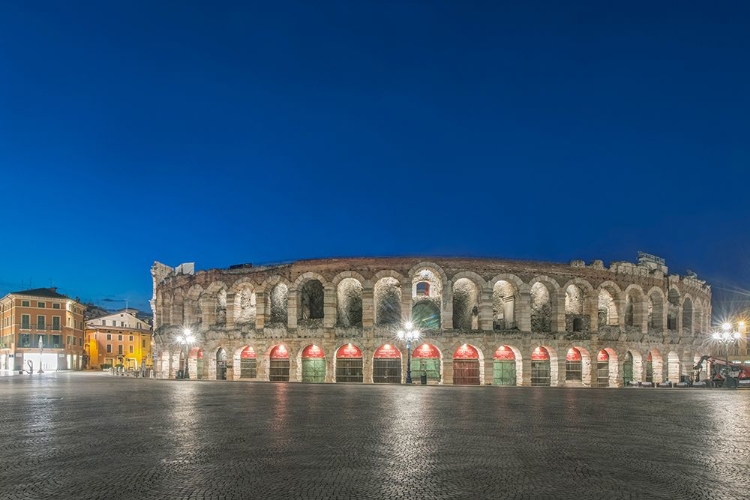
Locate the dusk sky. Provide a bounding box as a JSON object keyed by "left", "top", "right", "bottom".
{"left": 1, "top": 1, "right": 749, "bottom": 316}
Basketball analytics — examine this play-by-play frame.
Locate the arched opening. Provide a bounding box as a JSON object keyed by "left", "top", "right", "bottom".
{"left": 373, "top": 344, "right": 401, "bottom": 384}
{"left": 682, "top": 298, "right": 693, "bottom": 333}
{"left": 694, "top": 301, "right": 704, "bottom": 335}
{"left": 452, "top": 344, "right": 480, "bottom": 385}
{"left": 646, "top": 351, "right": 653, "bottom": 383}
{"left": 648, "top": 291, "right": 664, "bottom": 332}
{"left": 301, "top": 345, "right": 326, "bottom": 383}
{"left": 374, "top": 277, "right": 401, "bottom": 326}
{"left": 215, "top": 289, "right": 228, "bottom": 326}
{"left": 299, "top": 280, "right": 324, "bottom": 321}
{"left": 270, "top": 283, "right": 288, "bottom": 325}
{"left": 269, "top": 345, "right": 290, "bottom": 382}
{"left": 216, "top": 348, "right": 227, "bottom": 380}
{"left": 492, "top": 281, "right": 516, "bottom": 330}
{"left": 530, "top": 282, "right": 551, "bottom": 332}
{"left": 667, "top": 288, "right": 680, "bottom": 331}
{"left": 645, "top": 350, "right": 664, "bottom": 384}
{"left": 412, "top": 343, "right": 441, "bottom": 384}
{"left": 336, "top": 278, "right": 363, "bottom": 327}
{"left": 566, "top": 348, "right": 582, "bottom": 382}
{"left": 412, "top": 301, "right": 441, "bottom": 331}
{"left": 336, "top": 344, "right": 363, "bottom": 383}
{"left": 452, "top": 279, "right": 479, "bottom": 331}
{"left": 531, "top": 347, "right": 551, "bottom": 386}
{"left": 239, "top": 346, "right": 257, "bottom": 379}
{"left": 598, "top": 289, "right": 618, "bottom": 326}
{"left": 234, "top": 286, "right": 256, "bottom": 325}
{"left": 623, "top": 351, "right": 634, "bottom": 385}
{"left": 189, "top": 347, "right": 204, "bottom": 380}
{"left": 565, "top": 285, "right": 587, "bottom": 332}
{"left": 493, "top": 346, "right": 517, "bottom": 386}
{"left": 624, "top": 295, "right": 635, "bottom": 327}
{"left": 596, "top": 350, "right": 609, "bottom": 387}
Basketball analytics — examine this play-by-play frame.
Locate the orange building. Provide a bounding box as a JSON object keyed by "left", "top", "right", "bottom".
{"left": 85, "top": 309, "right": 152, "bottom": 370}
{"left": 0, "top": 288, "right": 86, "bottom": 372}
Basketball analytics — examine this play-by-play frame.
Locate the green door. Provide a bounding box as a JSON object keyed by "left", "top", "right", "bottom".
{"left": 623, "top": 355, "right": 633, "bottom": 385}
{"left": 493, "top": 360, "right": 516, "bottom": 386}
{"left": 412, "top": 358, "right": 440, "bottom": 383}
{"left": 302, "top": 358, "right": 325, "bottom": 383}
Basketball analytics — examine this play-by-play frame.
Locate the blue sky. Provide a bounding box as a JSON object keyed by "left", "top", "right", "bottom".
{"left": 1, "top": 1, "right": 749, "bottom": 315}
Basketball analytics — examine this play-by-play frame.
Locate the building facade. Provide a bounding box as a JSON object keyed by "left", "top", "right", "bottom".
{"left": 85, "top": 309, "right": 153, "bottom": 370}
{"left": 150, "top": 253, "right": 713, "bottom": 386}
{"left": 0, "top": 288, "right": 86, "bottom": 372}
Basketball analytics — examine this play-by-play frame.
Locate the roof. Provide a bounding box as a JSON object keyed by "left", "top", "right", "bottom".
{"left": 10, "top": 287, "right": 70, "bottom": 299}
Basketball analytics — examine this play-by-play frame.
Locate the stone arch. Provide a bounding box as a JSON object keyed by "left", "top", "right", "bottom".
{"left": 202, "top": 281, "right": 229, "bottom": 327}
{"left": 529, "top": 277, "right": 559, "bottom": 333}
{"left": 333, "top": 342, "right": 365, "bottom": 383}
{"left": 266, "top": 343, "right": 292, "bottom": 382}
{"left": 261, "top": 277, "right": 290, "bottom": 325}
{"left": 493, "top": 345, "right": 523, "bottom": 386}
{"left": 336, "top": 277, "right": 363, "bottom": 327}
{"left": 297, "top": 344, "right": 327, "bottom": 383}
{"left": 408, "top": 262, "right": 449, "bottom": 293}
{"left": 623, "top": 284, "right": 646, "bottom": 330}
{"left": 530, "top": 345, "right": 559, "bottom": 386}
{"left": 693, "top": 298, "right": 704, "bottom": 335}
{"left": 682, "top": 295, "right": 694, "bottom": 334}
{"left": 646, "top": 287, "right": 665, "bottom": 332}
{"left": 492, "top": 279, "right": 518, "bottom": 331}
{"left": 171, "top": 288, "right": 185, "bottom": 326}
{"left": 231, "top": 279, "right": 257, "bottom": 326}
{"left": 451, "top": 343, "right": 485, "bottom": 385}
{"left": 292, "top": 272, "right": 327, "bottom": 323}
{"left": 331, "top": 270, "right": 369, "bottom": 288}
{"left": 452, "top": 277, "right": 480, "bottom": 330}
{"left": 374, "top": 275, "right": 402, "bottom": 326}
{"left": 184, "top": 285, "right": 204, "bottom": 327}
{"left": 411, "top": 341, "right": 444, "bottom": 384}
{"left": 564, "top": 345, "right": 592, "bottom": 386}
{"left": 646, "top": 348, "right": 664, "bottom": 383}
{"left": 597, "top": 282, "right": 621, "bottom": 327}
{"left": 667, "top": 287, "right": 681, "bottom": 331}
{"left": 489, "top": 273, "right": 528, "bottom": 293}
{"left": 598, "top": 348, "right": 619, "bottom": 387}
{"left": 622, "top": 349, "right": 643, "bottom": 384}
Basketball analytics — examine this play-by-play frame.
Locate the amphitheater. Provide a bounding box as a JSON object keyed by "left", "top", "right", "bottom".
{"left": 150, "top": 253, "right": 712, "bottom": 387}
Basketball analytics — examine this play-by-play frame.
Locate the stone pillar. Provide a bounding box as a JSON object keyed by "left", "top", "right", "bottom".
{"left": 363, "top": 353, "right": 373, "bottom": 384}
{"left": 289, "top": 355, "right": 299, "bottom": 382}
{"left": 676, "top": 305, "right": 683, "bottom": 333}
{"left": 401, "top": 283, "right": 412, "bottom": 323}
{"left": 255, "top": 291, "right": 266, "bottom": 330}
{"left": 225, "top": 293, "right": 236, "bottom": 330}
{"left": 361, "top": 287, "right": 374, "bottom": 330}
{"left": 552, "top": 291, "right": 566, "bottom": 333}
{"left": 585, "top": 294, "right": 598, "bottom": 332}
{"left": 615, "top": 293, "right": 626, "bottom": 329}
{"left": 442, "top": 283, "right": 453, "bottom": 331}
{"left": 287, "top": 290, "right": 298, "bottom": 330}
{"left": 552, "top": 355, "right": 565, "bottom": 387}
{"left": 520, "top": 356, "right": 532, "bottom": 386}
{"left": 323, "top": 286, "right": 336, "bottom": 329}
{"left": 170, "top": 351, "right": 180, "bottom": 379}
{"left": 478, "top": 289, "right": 493, "bottom": 332}
{"left": 517, "top": 291, "right": 532, "bottom": 332}
{"left": 636, "top": 296, "right": 648, "bottom": 334}
{"left": 442, "top": 358, "right": 452, "bottom": 385}
{"left": 484, "top": 358, "right": 494, "bottom": 385}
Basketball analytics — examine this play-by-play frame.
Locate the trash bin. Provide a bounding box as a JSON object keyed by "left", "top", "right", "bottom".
{"left": 177, "top": 370, "right": 184, "bottom": 379}
{"left": 420, "top": 374, "right": 427, "bottom": 385}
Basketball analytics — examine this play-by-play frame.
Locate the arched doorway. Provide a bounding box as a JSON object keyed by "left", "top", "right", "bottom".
{"left": 531, "top": 347, "right": 551, "bottom": 386}
{"left": 216, "top": 348, "right": 227, "bottom": 380}
{"left": 301, "top": 345, "right": 326, "bottom": 383}
{"left": 453, "top": 344, "right": 480, "bottom": 385}
{"left": 189, "top": 348, "right": 204, "bottom": 380}
{"left": 596, "top": 350, "right": 609, "bottom": 387}
{"left": 623, "top": 352, "right": 634, "bottom": 385}
{"left": 566, "top": 348, "right": 582, "bottom": 383}
{"left": 646, "top": 351, "right": 654, "bottom": 383}
{"left": 373, "top": 344, "right": 401, "bottom": 384}
{"left": 239, "top": 346, "right": 257, "bottom": 379}
{"left": 412, "top": 343, "right": 441, "bottom": 383}
{"left": 269, "top": 345, "right": 290, "bottom": 382}
{"left": 336, "top": 344, "right": 363, "bottom": 383}
{"left": 493, "top": 346, "right": 516, "bottom": 386}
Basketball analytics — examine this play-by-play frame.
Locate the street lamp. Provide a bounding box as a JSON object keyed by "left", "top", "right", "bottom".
{"left": 37, "top": 335, "right": 44, "bottom": 374}
{"left": 176, "top": 328, "right": 196, "bottom": 379}
{"left": 712, "top": 323, "right": 741, "bottom": 388}
{"left": 397, "top": 321, "right": 420, "bottom": 384}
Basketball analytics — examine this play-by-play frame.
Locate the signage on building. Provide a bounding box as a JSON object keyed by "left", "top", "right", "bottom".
{"left": 598, "top": 350, "right": 609, "bottom": 362}
{"left": 270, "top": 345, "right": 289, "bottom": 359}
{"left": 493, "top": 346, "right": 515, "bottom": 360}
{"left": 531, "top": 347, "right": 549, "bottom": 361}
{"left": 453, "top": 344, "right": 478, "bottom": 359}
{"left": 566, "top": 349, "right": 582, "bottom": 361}
{"left": 412, "top": 344, "right": 440, "bottom": 359}
{"left": 374, "top": 344, "right": 400, "bottom": 359}
{"left": 240, "top": 347, "right": 256, "bottom": 359}
{"left": 302, "top": 345, "right": 325, "bottom": 358}
{"left": 336, "top": 344, "right": 362, "bottom": 358}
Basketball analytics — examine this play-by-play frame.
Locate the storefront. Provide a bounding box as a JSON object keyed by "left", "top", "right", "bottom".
{"left": 301, "top": 345, "right": 326, "bottom": 383}
{"left": 373, "top": 344, "right": 401, "bottom": 384}
{"left": 336, "top": 344, "right": 363, "bottom": 383}
{"left": 452, "top": 344, "right": 480, "bottom": 385}
{"left": 493, "top": 346, "right": 516, "bottom": 386}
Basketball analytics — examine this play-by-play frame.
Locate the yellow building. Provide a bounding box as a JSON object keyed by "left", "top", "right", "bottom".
{"left": 86, "top": 309, "right": 152, "bottom": 370}
{"left": 0, "top": 288, "right": 86, "bottom": 372}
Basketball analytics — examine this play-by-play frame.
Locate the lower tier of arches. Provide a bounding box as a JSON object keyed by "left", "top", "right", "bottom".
{"left": 154, "top": 336, "right": 710, "bottom": 387}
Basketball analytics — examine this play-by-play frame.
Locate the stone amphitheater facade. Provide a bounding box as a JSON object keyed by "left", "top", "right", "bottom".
{"left": 150, "top": 253, "right": 712, "bottom": 387}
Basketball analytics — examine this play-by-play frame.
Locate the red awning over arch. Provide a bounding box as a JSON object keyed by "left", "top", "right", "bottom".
{"left": 531, "top": 347, "right": 550, "bottom": 361}
{"left": 302, "top": 345, "right": 325, "bottom": 359}
{"left": 453, "top": 344, "right": 479, "bottom": 359}
{"left": 270, "top": 345, "right": 289, "bottom": 359}
{"left": 412, "top": 344, "right": 440, "bottom": 359}
{"left": 240, "top": 346, "right": 256, "bottom": 359}
{"left": 374, "top": 344, "right": 401, "bottom": 359}
{"left": 597, "top": 350, "right": 609, "bottom": 362}
{"left": 494, "top": 346, "right": 515, "bottom": 361}
{"left": 189, "top": 347, "right": 203, "bottom": 359}
{"left": 566, "top": 348, "right": 582, "bottom": 361}
{"left": 336, "top": 344, "right": 362, "bottom": 358}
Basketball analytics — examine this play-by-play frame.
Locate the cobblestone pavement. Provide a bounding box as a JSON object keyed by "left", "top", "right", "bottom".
{"left": 0, "top": 374, "right": 749, "bottom": 500}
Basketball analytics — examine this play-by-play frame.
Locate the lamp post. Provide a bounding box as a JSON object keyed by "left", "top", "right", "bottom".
{"left": 176, "top": 328, "right": 195, "bottom": 379}
{"left": 37, "top": 335, "right": 44, "bottom": 374}
{"left": 712, "top": 322, "right": 741, "bottom": 387}
{"left": 397, "top": 321, "right": 419, "bottom": 384}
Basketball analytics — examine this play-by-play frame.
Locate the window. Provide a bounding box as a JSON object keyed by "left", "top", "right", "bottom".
{"left": 118, "top": 335, "right": 123, "bottom": 341}
{"left": 37, "top": 316, "right": 45, "bottom": 330}
{"left": 22, "top": 300, "right": 30, "bottom": 307}
{"left": 52, "top": 317, "right": 61, "bottom": 330}
{"left": 106, "top": 334, "right": 111, "bottom": 341}
{"left": 67, "top": 317, "right": 71, "bottom": 326}
{"left": 129, "top": 345, "right": 134, "bottom": 354}
{"left": 21, "top": 315, "right": 30, "bottom": 329}
{"left": 137, "top": 322, "right": 141, "bottom": 329}
{"left": 129, "top": 335, "right": 134, "bottom": 342}
{"left": 52, "top": 335, "right": 61, "bottom": 347}
{"left": 19, "top": 334, "right": 30, "bottom": 347}
{"left": 121, "top": 321, "right": 125, "bottom": 327}
{"left": 142, "top": 339, "right": 146, "bottom": 348}
{"left": 52, "top": 303, "right": 60, "bottom": 309}
{"left": 416, "top": 282, "right": 430, "bottom": 297}
{"left": 38, "top": 302, "right": 45, "bottom": 308}
{"left": 106, "top": 344, "right": 112, "bottom": 353}
{"left": 118, "top": 345, "right": 123, "bottom": 355}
